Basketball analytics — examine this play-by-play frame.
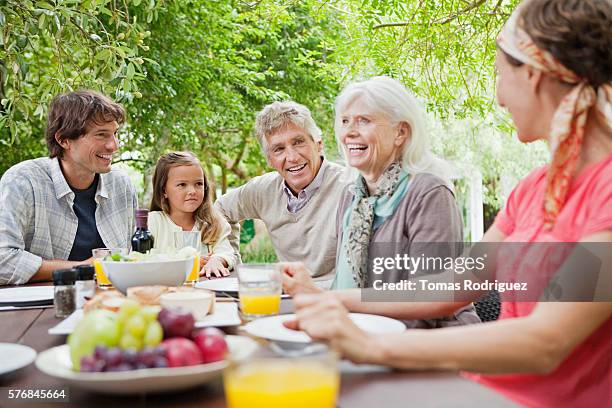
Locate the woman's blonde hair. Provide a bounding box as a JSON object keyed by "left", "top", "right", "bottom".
{"left": 150, "top": 151, "right": 223, "bottom": 245}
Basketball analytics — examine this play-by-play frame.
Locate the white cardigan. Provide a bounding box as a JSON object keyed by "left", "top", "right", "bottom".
{"left": 148, "top": 211, "right": 236, "bottom": 269}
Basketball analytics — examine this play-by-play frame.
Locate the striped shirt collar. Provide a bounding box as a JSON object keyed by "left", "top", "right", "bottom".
{"left": 283, "top": 157, "right": 328, "bottom": 212}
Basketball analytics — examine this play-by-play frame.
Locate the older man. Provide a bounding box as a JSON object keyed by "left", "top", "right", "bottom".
{"left": 0, "top": 91, "right": 137, "bottom": 285}
{"left": 215, "top": 101, "right": 345, "bottom": 285}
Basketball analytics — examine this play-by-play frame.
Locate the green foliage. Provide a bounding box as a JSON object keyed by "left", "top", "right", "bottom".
{"left": 123, "top": 0, "right": 346, "bottom": 195}
{"left": 334, "top": 0, "right": 521, "bottom": 119}
{"left": 1, "top": 0, "right": 548, "bottom": 216}
{"left": 240, "top": 233, "right": 278, "bottom": 264}
{"left": 240, "top": 219, "right": 256, "bottom": 245}
{"left": 0, "top": 0, "right": 162, "bottom": 173}
{"left": 331, "top": 0, "right": 546, "bottom": 209}
{"left": 429, "top": 116, "right": 548, "bottom": 209}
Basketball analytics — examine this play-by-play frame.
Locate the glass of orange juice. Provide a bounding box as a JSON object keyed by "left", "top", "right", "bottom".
{"left": 175, "top": 231, "right": 201, "bottom": 285}
{"left": 224, "top": 347, "right": 339, "bottom": 408}
{"left": 237, "top": 263, "right": 281, "bottom": 321}
{"left": 92, "top": 247, "right": 127, "bottom": 289}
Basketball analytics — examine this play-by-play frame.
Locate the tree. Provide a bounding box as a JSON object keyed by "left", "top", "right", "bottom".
{"left": 321, "top": 0, "right": 547, "bottom": 213}
{"left": 122, "top": 0, "right": 347, "bottom": 200}
{"left": 2, "top": 0, "right": 546, "bottom": 216}
{"left": 0, "top": 0, "right": 162, "bottom": 174}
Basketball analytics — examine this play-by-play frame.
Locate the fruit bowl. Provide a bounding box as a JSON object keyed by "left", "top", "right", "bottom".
{"left": 102, "top": 258, "right": 195, "bottom": 294}
{"left": 35, "top": 336, "right": 258, "bottom": 394}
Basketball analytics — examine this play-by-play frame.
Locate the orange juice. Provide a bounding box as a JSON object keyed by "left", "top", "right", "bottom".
{"left": 93, "top": 259, "right": 111, "bottom": 286}
{"left": 239, "top": 292, "right": 281, "bottom": 315}
{"left": 224, "top": 361, "right": 339, "bottom": 408}
{"left": 186, "top": 255, "right": 200, "bottom": 284}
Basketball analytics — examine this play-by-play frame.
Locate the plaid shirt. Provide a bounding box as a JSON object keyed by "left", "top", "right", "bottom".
{"left": 0, "top": 157, "right": 137, "bottom": 285}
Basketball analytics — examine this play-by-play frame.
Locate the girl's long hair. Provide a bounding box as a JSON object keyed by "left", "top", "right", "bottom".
{"left": 150, "top": 151, "right": 223, "bottom": 245}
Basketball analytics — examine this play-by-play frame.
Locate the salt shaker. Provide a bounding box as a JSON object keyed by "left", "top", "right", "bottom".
{"left": 53, "top": 268, "right": 77, "bottom": 318}
{"left": 74, "top": 265, "right": 95, "bottom": 309}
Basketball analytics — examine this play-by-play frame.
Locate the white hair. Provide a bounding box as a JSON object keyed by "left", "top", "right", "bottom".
{"left": 254, "top": 101, "right": 323, "bottom": 155}
{"left": 334, "top": 76, "right": 452, "bottom": 184}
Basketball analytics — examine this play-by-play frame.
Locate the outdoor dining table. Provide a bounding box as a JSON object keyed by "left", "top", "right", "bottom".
{"left": 0, "top": 284, "right": 516, "bottom": 407}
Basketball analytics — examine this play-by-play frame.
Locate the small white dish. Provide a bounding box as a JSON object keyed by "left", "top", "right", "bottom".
{"left": 160, "top": 291, "right": 213, "bottom": 321}
{"left": 35, "top": 335, "right": 257, "bottom": 394}
{"left": 244, "top": 313, "right": 406, "bottom": 343}
{"left": 0, "top": 343, "right": 37, "bottom": 376}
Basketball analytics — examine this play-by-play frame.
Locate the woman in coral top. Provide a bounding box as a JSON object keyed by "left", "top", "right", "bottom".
{"left": 283, "top": 0, "right": 612, "bottom": 406}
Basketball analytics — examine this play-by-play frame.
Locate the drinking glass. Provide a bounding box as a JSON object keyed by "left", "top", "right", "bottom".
{"left": 92, "top": 247, "right": 128, "bottom": 289}
{"left": 224, "top": 347, "right": 339, "bottom": 408}
{"left": 237, "top": 263, "right": 281, "bottom": 321}
{"left": 175, "top": 231, "right": 201, "bottom": 285}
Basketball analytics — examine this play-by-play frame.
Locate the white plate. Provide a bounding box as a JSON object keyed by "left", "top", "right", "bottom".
{"left": 35, "top": 335, "right": 257, "bottom": 394}
{"left": 49, "top": 303, "right": 241, "bottom": 335}
{"left": 0, "top": 286, "right": 54, "bottom": 305}
{"left": 195, "top": 277, "right": 238, "bottom": 293}
{"left": 244, "top": 313, "right": 406, "bottom": 343}
{"left": 0, "top": 305, "right": 53, "bottom": 312}
{"left": 0, "top": 343, "right": 37, "bottom": 375}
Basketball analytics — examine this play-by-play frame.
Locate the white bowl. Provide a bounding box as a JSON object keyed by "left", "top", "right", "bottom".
{"left": 102, "top": 257, "right": 194, "bottom": 294}
{"left": 160, "top": 291, "right": 213, "bottom": 320}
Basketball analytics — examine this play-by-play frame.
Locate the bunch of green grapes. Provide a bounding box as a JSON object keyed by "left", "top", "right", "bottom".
{"left": 117, "top": 299, "right": 164, "bottom": 350}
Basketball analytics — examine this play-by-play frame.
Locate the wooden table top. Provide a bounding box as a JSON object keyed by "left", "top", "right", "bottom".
{"left": 0, "top": 287, "right": 516, "bottom": 408}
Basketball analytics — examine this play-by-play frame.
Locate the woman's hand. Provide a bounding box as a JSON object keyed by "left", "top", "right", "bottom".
{"left": 284, "top": 293, "right": 379, "bottom": 364}
{"left": 200, "top": 255, "right": 230, "bottom": 279}
{"left": 278, "top": 262, "right": 323, "bottom": 296}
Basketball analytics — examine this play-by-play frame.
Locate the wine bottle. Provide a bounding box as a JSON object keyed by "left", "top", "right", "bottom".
{"left": 132, "top": 209, "right": 154, "bottom": 253}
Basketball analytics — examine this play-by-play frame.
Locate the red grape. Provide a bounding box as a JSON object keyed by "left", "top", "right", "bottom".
{"left": 80, "top": 355, "right": 105, "bottom": 372}
{"left": 105, "top": 347, "right": 123, "bottom": 368}
{"left": 137, "top": 348, "right": 156, "bottom": 368}
{"left": 153, "top": 357, "right": 168, "bottom": 368}
{"left": 93, "top": 345, "right": 108, "bottom": 360}
{"left": 123, "top": 349, "right": 138, "bottom": 365}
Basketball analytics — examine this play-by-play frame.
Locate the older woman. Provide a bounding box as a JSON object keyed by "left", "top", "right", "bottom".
{"left": 287, "top": 0, "right": 612, "bottom": 406}
{"left": 283, "top": 76, "right": 480, "bottom": 328}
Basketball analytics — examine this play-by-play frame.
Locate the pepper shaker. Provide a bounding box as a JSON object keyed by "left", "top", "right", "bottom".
{"left": 74, "top": 265, "right": 95, "bottom": 309}
{"left": 53, "top": 268, "right": 77, "bottom": 318}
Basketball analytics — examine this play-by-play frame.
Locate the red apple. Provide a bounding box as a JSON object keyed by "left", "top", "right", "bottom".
{"left": 192, "top": 328, "right": 228, "bottom": 363}
{"left": 161, "top": 338, "right": 203, "bottom": 367}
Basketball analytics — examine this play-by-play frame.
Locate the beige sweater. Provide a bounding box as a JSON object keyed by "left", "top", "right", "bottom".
{"left": 215, "top": 161, "right": 346, "bottom": 282}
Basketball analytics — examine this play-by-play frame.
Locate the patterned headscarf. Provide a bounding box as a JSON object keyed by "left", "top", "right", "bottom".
{"left": 498, "top": 2, "right": 612, "bottom": 229}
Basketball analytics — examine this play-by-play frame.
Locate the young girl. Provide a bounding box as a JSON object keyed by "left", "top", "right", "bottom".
{"left": 149, "top": 151, "right": 235, "bottom": 278}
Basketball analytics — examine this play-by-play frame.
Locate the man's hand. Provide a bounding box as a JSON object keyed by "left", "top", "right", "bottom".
{"left": 78, "top": 257, "right": 94, "bottom": 266}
